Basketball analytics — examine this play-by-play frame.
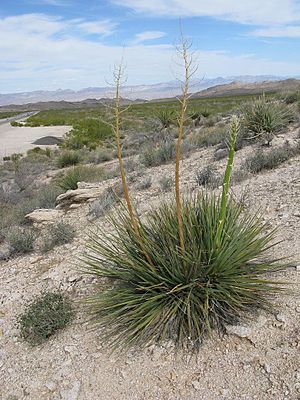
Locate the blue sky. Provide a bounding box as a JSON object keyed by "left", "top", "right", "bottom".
{"left": 1, "top": 0, "right": 300, "bottom": 92}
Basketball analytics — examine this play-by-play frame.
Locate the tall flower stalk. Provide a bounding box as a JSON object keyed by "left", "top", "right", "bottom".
{"left": 175, "top": 34, "right": 195, "bottom": 255}
{"left": 112, "top": 64, "right": 154, "bottom": 267}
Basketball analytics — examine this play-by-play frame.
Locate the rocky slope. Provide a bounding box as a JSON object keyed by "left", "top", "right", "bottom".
{"left": 0, "top": 127, "right": 300, "bottom": 400}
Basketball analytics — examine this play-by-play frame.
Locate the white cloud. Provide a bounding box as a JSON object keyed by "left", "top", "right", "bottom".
{"left": 111, "top": 0, "right": 300, "bottom": 25}
{"left": 251, "top": 25, "right": 300, "bottom": 37}
{"left": 0, "top": 13, "right": 299, "bottom": 93}
{"left": 79, "top": 19, "right": 118, "bottom": 36}
{"left": 131, "top": 30, "right": 166, "bottom": 44}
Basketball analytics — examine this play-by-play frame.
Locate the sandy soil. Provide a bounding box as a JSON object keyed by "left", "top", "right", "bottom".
{"left": 0, "top": 126, "right": 299, "bottom": 400}
{"left": 0, "top": 123, "right": 71, "bottom": 159}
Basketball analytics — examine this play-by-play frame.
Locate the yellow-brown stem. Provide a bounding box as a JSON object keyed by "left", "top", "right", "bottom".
{"left": 114, "top": 65, "right": 154, "bottom": 267}
{"left": 175, "top": 38, "right": 190, "bottom": 255}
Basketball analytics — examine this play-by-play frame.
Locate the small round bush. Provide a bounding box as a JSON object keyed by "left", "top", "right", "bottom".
{"left": 56, "top": 151, "right": 81, "bottom": 168}
{"left": 83, "top": 194, "right": 285, "bottom": 349}
{"left": 18, "top": 292, "right": 73, "bottom": 345}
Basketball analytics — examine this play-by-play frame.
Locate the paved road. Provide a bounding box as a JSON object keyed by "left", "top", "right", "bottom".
{"left": 0, "top": 111, "right": 37, "bottom": 125}
{"left": 0, "top": 123, "right": 71, "bottom": 160}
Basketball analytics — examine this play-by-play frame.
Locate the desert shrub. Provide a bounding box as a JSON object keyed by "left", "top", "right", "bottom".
{"left": 18, "top": 292, "right": 73, "bottom": 345}
{"left": 123, "top": 159, "right": 140, "bottom": 173}
{"left": 57, "top": 165, "right": 109, "bottom": 191}
{"left": 283, "top": 91, "right": 300, "bottom": 104}
{"left": 89, "top": 185, "right": 122, "bottom": 219}
{"left": 14, "top": 198, "right": 40, "bottom": 224}
{"left": 243, "top": 142, "right": 300, "bottom": 174}
{"left": 196, "top": 166, "right": 222, "bottom": 188}
{"left": 240, "top": 96, "right": 295, "bottom": 137}
{"left": 156, "top": 109, "right": 176, "bottom": 129}
{"left": 158, "top": 176, "right": 174, "bottom": 192}
{"left": 188, "top": 126, "right": 226, "bottom": 149}
{"left": 26, "top": 147, "right": 52, "bottom": 158}
{"left": 83, "top": 193, "right": 285, "bottom": 349}
{"left": 36, "top": 185, "right": 63, "bottom": 209}
{"left": 11, "top": 153, "right": 23, "bottom": 163}
{"left": 41, "top": 222, "right": 75, "bottom": 252}
{"left": 136, "top": 177, "right": 152, "bottom": 190}
{"left": 202, "top": 115, "right": 219, "bottom": 128}
{"left": 10, "top": 121, "right": 23, "bottom": 127}
{"left": 0, "top": 204, "right": 19, "bottom": 240}
{"left": 14, "top": 161, "right": 44, "bottom": 191}
{"left": 7, "top": 227, "right": 35, "bottom": 255}
{"left": 87, "top": 148, "right": 113, "bottom": 164}
{"left": 140, "top": 140, "right": 176, "bottom": 167}
{"left": 56, "top": 151, "right": 81, "bottom": 168}
{"left": 3, "top": 156, "right": 11, "bottom": 161}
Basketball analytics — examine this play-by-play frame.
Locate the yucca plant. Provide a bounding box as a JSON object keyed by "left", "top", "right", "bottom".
{"left": 82, "top": 116, "right": 286, "bottom": 350}
{"left": 156, "top": 108, "right": 176, "bottom": 129}
{"left": 240, "top": 95, "right": 295, "bottom": 138}
{"left": 82, "top": 38, "right": 287, "bottom": 351}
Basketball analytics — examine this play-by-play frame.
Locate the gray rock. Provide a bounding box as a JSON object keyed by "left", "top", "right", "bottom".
{"left": 192, "top": 380, "right": 201, "bottom": 390}
{"left": 56, "top": 184, "right": 105, "bottom": 208}
{"left": 25, "top": 209, "right": 64, "bottom": 223}
{"left": 226, "top": 325, "right": 252, "bottom": 339}
{"left": 45, "top": 381, "right": 57, "bottom": 392}
{"left": 214, "top": 148, "right": 228, "bottom": 160}
{"left": 276, "top": 314, "right": 286, "bottom": 323}
{"left": 60, "top": 380, "right": 81, "bottom": 400}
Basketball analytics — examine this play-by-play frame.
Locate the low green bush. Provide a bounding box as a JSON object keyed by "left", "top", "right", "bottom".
{"left": 18, "top": 292, "right": 73, "bottom": 345}
{"left": 57, "top": 165, "right": 111, "bottom": 191}
{"left": 10, "top": 121, "right": 23, "bottom": 127}
{"left": 27, "top": 147, "right": 52, "bottom": 158}
{"left": 56, "top": 151, "right": 81, "bottom": 168}
{"left": 63, "top": 119, "right": 112, "bottom": 150}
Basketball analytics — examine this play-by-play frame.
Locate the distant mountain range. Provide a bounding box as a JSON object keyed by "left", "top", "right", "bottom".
{"left": 0, "top": 75, "right": 294, "bottom": 106}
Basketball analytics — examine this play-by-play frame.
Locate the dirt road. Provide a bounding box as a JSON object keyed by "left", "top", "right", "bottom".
{"left": 0, "top": 123, "right": 71, "bottom": 159}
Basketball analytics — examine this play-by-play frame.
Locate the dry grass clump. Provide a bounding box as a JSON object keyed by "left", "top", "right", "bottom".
{"left": 7, "top": 227, "right": 35, "bottom": 255}
{"left": 243, "top": 142, "right": 300, "bottom": 174}
{"left": 140, "top": 139, "right": 176, "bottom": 167}
{"left": 196, "top": 165, "right": 222, "bottom": 189}
{"left": 41, "top": 222, "right": 75, "bottom": 252}
{"left": 89, "top": 184, "right": 123, "bottom": 219}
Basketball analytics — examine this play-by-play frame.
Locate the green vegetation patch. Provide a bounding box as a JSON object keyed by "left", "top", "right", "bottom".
{"left": 18, "top": 292, "right": 73, "bottom": 345}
